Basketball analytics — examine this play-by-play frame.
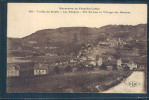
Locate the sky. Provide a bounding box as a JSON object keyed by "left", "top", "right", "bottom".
{"left": 7, "top": 3, "right": 147, "bottom": 38}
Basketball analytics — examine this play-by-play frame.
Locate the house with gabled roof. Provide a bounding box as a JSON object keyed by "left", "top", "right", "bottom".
{"left": 7, "top": 64, "right": 20, "bottom": 77}
{"left": 7, "top": 62, "right": 36, "bottom": 77}
{"left": 34, "top": 64, "right": 49, "bottom": 75}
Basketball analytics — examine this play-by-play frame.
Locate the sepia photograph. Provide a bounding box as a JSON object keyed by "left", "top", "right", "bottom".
{"left": 7, "top": 3, "right": 147, "bottom": 93}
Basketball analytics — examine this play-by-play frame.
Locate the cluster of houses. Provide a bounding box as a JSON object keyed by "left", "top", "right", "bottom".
{"left": 7, "top": 37, "right": 141, "bottom": 77}
{"left": 80, "top": 56, "right": 138, "bottom": 71}
{"left": 98, "top": 37, "right": 126, "bottom": 47}
{"left": 7, "top": 56, "right": 138, "bottom": 77}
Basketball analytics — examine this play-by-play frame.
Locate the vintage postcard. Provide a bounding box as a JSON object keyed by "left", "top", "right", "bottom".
{"left": 7, "top": 3, "right": 147, "bottom": 93}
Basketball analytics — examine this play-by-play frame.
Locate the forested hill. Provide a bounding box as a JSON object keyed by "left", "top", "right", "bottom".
{"left": 7, "top": 24, "right": 147, "bottom": 56}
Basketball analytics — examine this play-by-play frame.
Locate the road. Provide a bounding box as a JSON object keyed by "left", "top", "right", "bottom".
{"left": 101, "top": 71, "right": 146, "bottom": 93}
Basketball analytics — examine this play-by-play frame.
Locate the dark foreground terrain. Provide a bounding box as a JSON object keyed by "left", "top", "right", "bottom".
{"left": 7, "top": 70, "right": 130, "bottom": 93}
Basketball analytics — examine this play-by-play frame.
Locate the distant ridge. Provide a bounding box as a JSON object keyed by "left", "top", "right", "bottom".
{"left": 7, "top": 24, "right": 147, "bottom": 56}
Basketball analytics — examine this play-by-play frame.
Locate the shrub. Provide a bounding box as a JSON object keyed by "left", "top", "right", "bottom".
{"left": 54, "top": 67, "right": 60, "bottom": 74}
{"left": 100, "top": 64, "right": 107, "bottom": 70}
{"left": 112, "top": 64, "right": 117, "bottom": 70}
{"left": 77, "top": 64, "right": 86, "bottom": 71}
{"left": 65, "top": 66, "right": 72, "bottom": 72}
{"left": 87, "top": 65, "right": 94, "bottom": 70}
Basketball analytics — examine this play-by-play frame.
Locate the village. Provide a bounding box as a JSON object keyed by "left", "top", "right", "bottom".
{"left": 7, "top": 36, "right": 143, "bottom": 78}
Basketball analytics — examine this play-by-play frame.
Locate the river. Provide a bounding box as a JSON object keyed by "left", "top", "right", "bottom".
{"left": 101, "top": 71, "right": 146, "bottom": 93}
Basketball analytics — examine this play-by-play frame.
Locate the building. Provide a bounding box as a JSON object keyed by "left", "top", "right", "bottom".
{"left": 127, "top": 61, "right": 137, "bottom": 70}
{"left": 72, "top": 67, "right": 78, "bottom": 72}
{"left": 7, "top": 64, "right": 20, "bottom": 77}
{"left": 105, "top": 59, "right": 117, "bottom": 70}
{"left": 89, "top": 60, "right": 96, "bottom": 66}
{"left": 98, "top": 42, "right": 110, "bottom": 46}
{"left": 82, "top": 57, "right": 87, "bottom": 61}
{"left": 129, "top": 36, "right": 133, "bottom": 40}
{"left": 117, "top": 59, "right": 122, "bottom": 70}
{"left": 108, "top": 56, "right": 112, "bottom": 61}
{"left": 7, "top": 62, "right": 35, "bottom": 77}
{"left": 33, "top": 46, "right": 40, "bottom": 49}
{"left": 46, "top": 53, "right": 57, "bottom": 56}
{"left": 107, "top": 66, "right": 113, "bottom": 70}
{"left": 117, "top": 59, "right": 122, "bottom": 67}
{"left": 45, "top": 46, "right": 58, "bottom": 50}
{"left": 88, "top": 56, "right": 95, "bottom": 60}
{"left": 97, "top": 58, "right": 103, "bottom": 66}
{"left": 34, "top": 64, "right": 49, "bottom": 75}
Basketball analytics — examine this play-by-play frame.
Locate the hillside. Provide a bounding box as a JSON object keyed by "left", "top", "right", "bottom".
{"left": 7, "top": 24, "right": 147, "bottom": 57}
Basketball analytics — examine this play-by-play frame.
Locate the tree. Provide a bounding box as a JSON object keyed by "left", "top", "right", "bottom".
{"left": 100, "top": 63, "right": 107, "bottom": 70}
{"left": 65, "top": 66, "right": 72, "bottom": 72}
{"left": 77, "top": 64, "right": 86, "bottom": 71}
{"left": 112, "top": 64, "right": 117, "bottom": 70}
{"left": 113, "top": 48, "right": 122, "bottom": 59}
{"left": 54, "top": 67, "right": 60, "bottom": 74}
{"left": 123, "top": 64, "right": 130, "bottom": 71}
{"left": 95, "top": 55, "right": 100, "bottom": 67}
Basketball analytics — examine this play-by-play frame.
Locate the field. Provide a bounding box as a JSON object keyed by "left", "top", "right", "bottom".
{"left": 7, "top": 70, "right": 129, "bottom": 93}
